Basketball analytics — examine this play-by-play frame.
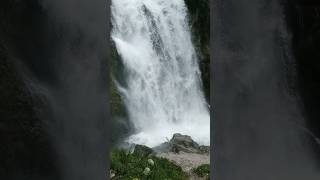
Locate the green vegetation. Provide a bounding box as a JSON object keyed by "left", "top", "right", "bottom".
{"left": 110, "top": 150, "right": 188, "bottom": 180}
{"left": 110, "top": 41, "right": 127, "bottom": 117}
{"left": 185, "top": 0, "right": 210, "bottom": 103}
{"left": 110, "top": 42, "right": 131, "bottom": 145}
{"left": 192, "top": 164, "right": 210, "bottom": 179}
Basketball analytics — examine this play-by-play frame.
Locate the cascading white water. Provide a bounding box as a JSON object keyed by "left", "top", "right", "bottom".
{"left": 111, "top": 0, "right": 210, "bottom": 147}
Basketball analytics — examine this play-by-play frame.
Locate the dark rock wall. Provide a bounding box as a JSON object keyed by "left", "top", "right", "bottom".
{"left": 286, "top": 0, "right": 320, "bottom": 139}
{"left": 185, "top": 0, "right": 210, "bottom": 103}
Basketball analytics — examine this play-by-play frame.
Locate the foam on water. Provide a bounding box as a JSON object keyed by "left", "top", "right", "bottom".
{"left": 111, "top": 0, "right": 210, "bottom": 147}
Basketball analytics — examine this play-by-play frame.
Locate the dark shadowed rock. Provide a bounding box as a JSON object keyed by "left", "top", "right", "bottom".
{"left": 134, "top": 144, "right": 154, "bottom": 156}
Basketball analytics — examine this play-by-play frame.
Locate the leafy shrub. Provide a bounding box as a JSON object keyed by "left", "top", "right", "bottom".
{"left": 193, "top": 164, "right": 210, "bottom": 178}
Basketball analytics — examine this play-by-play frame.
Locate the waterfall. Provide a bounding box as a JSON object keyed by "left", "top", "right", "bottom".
{"left": 111, "top": 0, "right": 210, "bottom": 147}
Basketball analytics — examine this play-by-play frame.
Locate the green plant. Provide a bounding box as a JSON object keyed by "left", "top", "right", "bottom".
{"left": 192, "top": 164, "right": 210, "bottom": 178}
{"left": 110, "top": 150, "right": 188, "bottom": 180}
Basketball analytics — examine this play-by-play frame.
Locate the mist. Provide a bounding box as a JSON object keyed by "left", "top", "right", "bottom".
{"left": 1, "top": 0, "right": 109, "bottom": 179}
{"left": 213, "top": 0, "right": 320, "bottom": 179}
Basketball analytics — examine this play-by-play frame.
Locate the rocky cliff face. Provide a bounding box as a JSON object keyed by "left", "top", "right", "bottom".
{"left": 185, "top": 0, "right": 210, "bottom": 103}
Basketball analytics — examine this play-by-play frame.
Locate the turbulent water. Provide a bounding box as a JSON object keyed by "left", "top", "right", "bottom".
{"left": 111, "top": 0, "right": 210, "bottom": 147}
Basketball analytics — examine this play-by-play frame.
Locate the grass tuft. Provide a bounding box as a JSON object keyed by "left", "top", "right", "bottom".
{"left": 192, "top": 164, "right": 210, "bottom": 178}
{"left": 111, "top": 149, "right": 188, "bottom": 180}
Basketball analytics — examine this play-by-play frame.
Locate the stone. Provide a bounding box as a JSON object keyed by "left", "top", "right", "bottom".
{"left": 169, "top": 133, "right": 200, "bottom": 153}
{"left": 153, "top": 133, "right": 210, "bottom": 154}
{"left": 134, "top": 144, "right": 153, "bottom": 156}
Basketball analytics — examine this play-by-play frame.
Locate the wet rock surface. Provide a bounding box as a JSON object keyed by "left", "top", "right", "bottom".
{"left": 154, "top": 133, "right": 210, "bottom": 154}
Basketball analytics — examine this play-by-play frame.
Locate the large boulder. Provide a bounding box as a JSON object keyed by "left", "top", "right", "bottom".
{"left": 154, "top": 133, "right": 210, "bottom": 154}
{"left": 134, "top": 144, "right": 154, "bottom": 156}
{"left": 170, "top": 133, "right": 200, "bottom": 153}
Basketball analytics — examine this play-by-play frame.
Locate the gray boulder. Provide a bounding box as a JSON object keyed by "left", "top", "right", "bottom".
{"left": 154, "top": 133, "right": 210, "bottom": 154}
{"left": 134, "top": 144, "right": 154, "bottom": 156}
{"left": 170, "top": 133, "right": 200, "bottom": 153}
